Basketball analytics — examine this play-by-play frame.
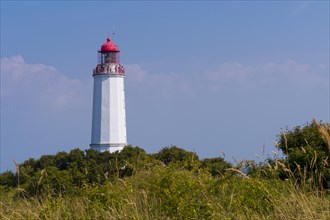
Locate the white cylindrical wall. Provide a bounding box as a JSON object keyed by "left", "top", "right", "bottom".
{"left": 91, "top": 74, "right": 127, "bottom": 152}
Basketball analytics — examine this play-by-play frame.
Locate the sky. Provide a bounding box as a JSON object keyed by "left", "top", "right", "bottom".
{"left": 1, "top": 1, "right": 329, "bottom": 172}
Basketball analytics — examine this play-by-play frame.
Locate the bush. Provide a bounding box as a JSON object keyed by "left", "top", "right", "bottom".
{"left": 152, "top": 146, "right": 199, "bottom": 168}
{"left": 276, "top": 120, "right": 330, "bottom": 189}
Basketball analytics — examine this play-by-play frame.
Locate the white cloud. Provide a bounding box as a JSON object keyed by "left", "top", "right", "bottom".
{"left": 3, "top": 56, "right": 323, "bottom": 110}
{"left": 125, "top": 60, "right": 328, "bottom": 98}
{"left": 125, "top": 64, "right": 194, "bottom": 99}
{"left": 1, "top": 55, "right": 89, "bottom": 109}
{"left": 125, "top": 64, "right": 146, "bottom": 83}
{"left": 205, "top": 60, "right": 326, "bottom": 87}
{"left": 202, "top": 62, "right": 248, "bottom": 91}
{"left": 0, "top": 55, "right": 56, "bottom": 83}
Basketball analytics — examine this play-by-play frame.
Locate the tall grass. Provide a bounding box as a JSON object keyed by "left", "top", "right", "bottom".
{"left": 1, "top": 121, "right": 329, "bottom": 219}
{"left": 1, "top": 165, "right": 330, "bottom": 220}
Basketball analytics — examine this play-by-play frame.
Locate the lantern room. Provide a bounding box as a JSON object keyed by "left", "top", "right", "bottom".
{"left": 98, "top": 37, "right": 120, "bottom": 64}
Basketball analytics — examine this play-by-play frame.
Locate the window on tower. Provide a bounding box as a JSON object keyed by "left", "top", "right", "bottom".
{"left": 99, "top": 52, "right": 119, "bottom": 64}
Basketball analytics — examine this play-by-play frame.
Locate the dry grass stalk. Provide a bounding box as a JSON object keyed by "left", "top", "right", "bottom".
{"left": 226, "top": 168, "right": 249, "bottom": 178}
{"left": 313, "top": 118, "right": 330, "bottom": 154}
{"left": 12, "top": 159, "right": 20, "bottom": 187}
{"left": 280, "top": 129, "right": 289, "bottom": 155}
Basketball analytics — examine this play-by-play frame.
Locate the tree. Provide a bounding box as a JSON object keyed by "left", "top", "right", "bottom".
{"left": 0, "top": 171, "right": 16, "bottom": 187}
{"left": 37, "top": 155, "right": 56, "bottom": 169}
{"left": 55, "top": 151, "right": 69, "bottom": 170}
{"left": 276, "top": 120, "right": 330, "bottom": 189}
{"left": 152, "top": 146, "right": 200, "bottom": 169}
{"left": 153, "top": 146, "right": 199, "bottom": 166}
{"left": 201, "top": 157, "right": 231, "bottom": 177}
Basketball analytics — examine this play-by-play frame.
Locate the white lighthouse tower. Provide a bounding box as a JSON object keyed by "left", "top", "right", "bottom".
{"left": 90, "top": 37, "right": 127, "bottom": 153}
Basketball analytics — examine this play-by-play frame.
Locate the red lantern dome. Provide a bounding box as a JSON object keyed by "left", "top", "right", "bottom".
{"left": 99, "top": 38, "right": 120, "bottom": 53}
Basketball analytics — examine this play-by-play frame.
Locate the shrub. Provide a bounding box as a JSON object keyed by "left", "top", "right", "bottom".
{"left": 276, "top": 120, "right": 330, "bottom": 189}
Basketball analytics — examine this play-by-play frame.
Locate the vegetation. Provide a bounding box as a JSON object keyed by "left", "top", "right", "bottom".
{"left": 1, "top": 120, "right": 329, "bottom": 219}
{"left": 276, "top": 119, "right": 330, "bottom": 190}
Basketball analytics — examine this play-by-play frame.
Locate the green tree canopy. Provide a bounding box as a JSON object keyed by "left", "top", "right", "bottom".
{"left": 201, "top": 157, "right": 231, "bottom": 177}
{"left": 152, "top": 146, "right": 199, "bottom": 166}
{"left": 276, "top": 120, "right": 330, "bottom": 189}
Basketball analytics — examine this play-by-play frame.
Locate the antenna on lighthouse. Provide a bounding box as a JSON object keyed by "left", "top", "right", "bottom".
{"left": 112, "top": 25, "right": 116, "bottom": 36}
{"left": 110, "top": 26, "right": 116, "bottom": 42}
{"left": 107, "top": 26, "right": 116, "bottom": 40}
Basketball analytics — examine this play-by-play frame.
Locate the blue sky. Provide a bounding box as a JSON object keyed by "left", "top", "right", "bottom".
{"left": 1, "top": 1, "right": 329, "bottom": 172}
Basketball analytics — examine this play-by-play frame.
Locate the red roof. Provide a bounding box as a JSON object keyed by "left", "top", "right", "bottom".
{"left": 99, "top": 38, "right": 120, "bottom": 52}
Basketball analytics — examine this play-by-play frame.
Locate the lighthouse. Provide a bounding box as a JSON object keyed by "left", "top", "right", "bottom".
{"left": 90, "top": 37, "right": 127, "bottom": 153}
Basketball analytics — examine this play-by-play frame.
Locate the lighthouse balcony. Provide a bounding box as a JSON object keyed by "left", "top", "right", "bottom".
{"left": 93, "top": 64, "right": 125, "bottom": 76}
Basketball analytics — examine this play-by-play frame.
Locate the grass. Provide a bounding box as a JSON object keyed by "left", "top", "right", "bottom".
{"left": 1, "top": 166, "right": 329, "bottom": 220}
{"left": 1, "top": 120, "right": 329, "bottom": 219}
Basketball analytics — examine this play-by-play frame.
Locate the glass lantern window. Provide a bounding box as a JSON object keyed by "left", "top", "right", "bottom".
{"left": 98, "top": 52, "right": 120, "bottom": 64}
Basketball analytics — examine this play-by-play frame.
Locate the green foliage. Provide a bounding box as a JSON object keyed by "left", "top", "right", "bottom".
{"left": 201, "top": 157, "right": 231, "bottom": 177}
{"left": 152, "top": 146, "right": 197, "bottom": 165}
{"left": 276, "top": 120, "right": 330, "bottom": 189}
{"left": 0, "top": 146, "right": 162, "bottom": 197}
{"left": 133, "top": 165, "right": 215, "bottom": 219}
{"left": 152, "top": 145, "right": 200, "bottom": 171}
{"left": 38, "top": 155, "right": 56, "bottom": 168}
{"left": 1, "top": 122, "right": 330, "bottom": 219}
{"left": 0, "top": 171, "right": 15, "bottom": 187}
{"left": 212, "top": 176, "right": 292, "bottom": 216}
{"left": 1, "top": 164, "right": 329, "bottom": 219}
